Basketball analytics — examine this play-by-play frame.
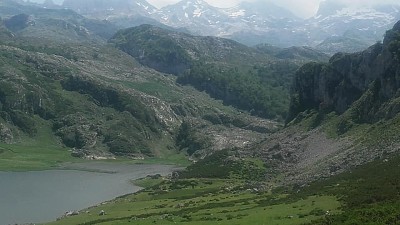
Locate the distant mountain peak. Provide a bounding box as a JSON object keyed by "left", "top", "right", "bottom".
{"left": 46, "top": 0, "right": 400, "bottom": 51}
{"left": 190, "top": 0, "right": 207, "bottom": 4}
{"left": 316, "top": 0, "right": 346, "bottom": 17}
{"left": 162, "top": 0, "right": 213, "bottom": 10}
{"left": 236, "top": 0, "right": 298, "bottom": 19}
{"left": 158, "top": 0, "right": 223, "bottom": 29}
{"left": 181, "top": 0, "right": 209, "bottom": 6}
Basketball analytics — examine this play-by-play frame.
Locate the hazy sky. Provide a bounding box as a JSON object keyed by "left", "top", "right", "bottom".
{"left": 30, "top": 0, "right": 400, "bottom": 18}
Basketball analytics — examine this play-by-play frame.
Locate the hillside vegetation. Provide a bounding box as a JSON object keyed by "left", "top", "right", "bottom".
{"left": 109, "top": 25, "right": 325, "bottom": 120}
{"left": 49, "top": 147, "right": 400, "bottom": 225}
{"left": 288, "top": 21, "right": 400, "bottom": 125}
{"left": 248, "top": 21, "right": 400, "bottom": 186}
{"left": 0, "top": 1, "right": 285, "bottom": 165}
{"left": 1, "top": 1, "right": 400, "bottom": 225}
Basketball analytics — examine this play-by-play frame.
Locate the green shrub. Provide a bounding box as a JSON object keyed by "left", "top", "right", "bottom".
{"left": 177, "top": 62, "right": 293, "bottom": 120}
{"left": 9, "top": 110, "right": 37, "bottom": 135}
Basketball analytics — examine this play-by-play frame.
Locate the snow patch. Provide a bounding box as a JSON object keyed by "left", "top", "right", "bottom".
{"left": 333, "top": 7, "right": 394, "bottom": 22}
{"left": 136, "top": 2, "right": 149, "bottom": 10}
{"left": 229, "top": 9, "right": 245, "bottom": 18}
{"left": 193, "top": 8, "right": 203, "bottom": 17}
{"left": 314, "top": 15, "right": 322, "bottom": 19}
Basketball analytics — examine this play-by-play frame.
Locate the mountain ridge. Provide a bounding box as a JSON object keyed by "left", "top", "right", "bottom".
{"left": 55, "top": 0, "right": 400, "bottom": 53}
{"left": 252, "top": 20, "right": 400, "bottom": 185}
{"left": 288, "top": 20, "right": 400, "bottom": 123}
{"left": 0, "top": 3, "right": 284, "bottom": 161}
{"left": 109, "top": 24, "right": 306, "bottom": 119}
{"left": 1, "top": 2, "right": 400, "bottom": 225}
{"left": 4, "top": 0, "right": 399, "bottom": 184}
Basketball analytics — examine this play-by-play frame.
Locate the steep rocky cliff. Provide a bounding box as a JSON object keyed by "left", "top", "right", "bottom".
{"left": 287, "top": 21, "right": 400, "bottom": 124}
{"left": 252, "top": 21, "right": 400, "bottom": 185}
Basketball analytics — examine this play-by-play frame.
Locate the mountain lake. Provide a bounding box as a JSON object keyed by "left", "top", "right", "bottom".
{"left": 0, "top": 162, "right": 178, "bottom": 225}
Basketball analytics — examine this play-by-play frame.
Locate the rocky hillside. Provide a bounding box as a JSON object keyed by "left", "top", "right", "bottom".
{"left": 0, "top": 41, "right": 280, "bottom": 161}
{"left": 0, "top": 2, "right": 284, "bottom": 161}
{"left": 252, "top": 21, "right": 400, "bottom": 185}
{"left": 255, "top": 44, "right": 330, "bottom": 63}
{"left": 0, "top": 0, "right": 118, "bottom": 43}
{"left": 288, "top": 20, "right": 400, "bottom": 124}
{"left": 109, "top": 24, "right": 271, "bottom": 74}
{"left": 109, "top": 25, "right": 316, "bottom": 120}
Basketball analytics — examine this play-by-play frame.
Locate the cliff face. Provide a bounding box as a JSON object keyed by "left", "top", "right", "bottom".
{"left": 254, "top": 22, "right": 400, "bottom": 185}
{"left": 287, "top": 21, "right": 400, "bottom": 123}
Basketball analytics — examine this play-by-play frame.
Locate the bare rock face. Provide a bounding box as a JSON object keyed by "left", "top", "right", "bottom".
{"left": 287, "top": 20, "right": 400, "bottom": 123}
{"left": 269, "top": 20, "right": 400, "bottom": 185}
{"left": 0, "top": 123, "right": 13, "bottom": 143}
{"left": 254, "top": 126, "right": 350, "bottom": 184}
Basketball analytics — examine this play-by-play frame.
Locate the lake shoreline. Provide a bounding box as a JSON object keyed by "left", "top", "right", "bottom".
{"left": 0, "top": 162, "right": 180, "bottom": 225}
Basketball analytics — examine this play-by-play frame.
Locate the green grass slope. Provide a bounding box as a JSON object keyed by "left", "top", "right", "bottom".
{"left": 47, "top": 150, "right": 340, "bottom": 225}
{"left": 109, "top": 25, "right": 314, "bottom": 120}
{"left": 0, "top": 12, "right": 279, "bottom": 169}
{"left": 48, "top": 147, "right": 400, "bottom": 225}
{"left": 301, "top": 156, "right": 400, "bottom": 225}
{"left": 50, "top": 144, "right": 400, "bottom": 224}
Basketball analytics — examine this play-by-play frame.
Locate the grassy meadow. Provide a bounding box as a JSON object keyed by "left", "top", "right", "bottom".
{"left": 47, "top": 178, "right": 340, "bottom": 225}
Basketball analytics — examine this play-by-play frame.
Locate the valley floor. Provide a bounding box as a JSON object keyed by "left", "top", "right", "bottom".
{"left": 47, "top": 178, "right": 340, "bottom": 225}
{"left": 48, "top": 156, "right": 400, "bottom": 225}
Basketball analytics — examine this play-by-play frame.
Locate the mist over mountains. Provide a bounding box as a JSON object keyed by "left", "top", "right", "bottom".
{"left": 20, "top": 0, "right": 399, "bottom": 53}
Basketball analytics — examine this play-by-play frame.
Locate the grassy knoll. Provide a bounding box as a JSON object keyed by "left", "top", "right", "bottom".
{"left": 131, "top": 176, "right": 165, "bottom": 188}
{"left": 301, "top": 156, "right": 400, "bottom": 225}
{"left": 0, "top": 119, "right": 78, "bottom": 171}
{"left": 0, "top": 143, "right": 72, "bottom": 171}
{"left": 0, "top": 142, "right": 190, "bottom": 172}
{"left": 47, "top": 178, "right": 339, "bottom": 225}
{"left": 47, "top": 147, "right": 400, "bottom": 225}
{"left": 48, "top": 153, "right": 341, "bottom": 225}
{"left": 125, "top": 155, "right": 191, "bottom": 167}
{"left": 0, "top": 117, "right": 190, "bottom": 171}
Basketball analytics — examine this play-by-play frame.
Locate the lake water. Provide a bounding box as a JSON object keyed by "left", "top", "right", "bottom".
{"left": 0, "top": 162, "right": 177, "bottom": 225}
